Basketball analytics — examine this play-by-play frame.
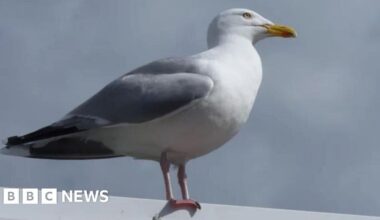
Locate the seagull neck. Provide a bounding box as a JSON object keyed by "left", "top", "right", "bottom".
{"left": 208, "top": 34, "right": 253, "bottom": 51}
{"left": 207, "top": 34, "right": 255, "bottom": 58}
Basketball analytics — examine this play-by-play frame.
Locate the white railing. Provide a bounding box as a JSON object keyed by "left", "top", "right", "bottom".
{"left": 0, "top": 188, "right": 379, "bottom": 220}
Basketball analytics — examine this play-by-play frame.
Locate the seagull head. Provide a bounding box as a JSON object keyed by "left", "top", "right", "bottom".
{"left": 207, "top": 8, "right": 297, "bottom": 48}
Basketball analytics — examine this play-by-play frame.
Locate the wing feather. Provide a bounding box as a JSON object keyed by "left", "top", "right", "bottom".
{"left": 70, "top": 73, "right": 213, "bottom": 123}
{"left": 6, "top": 71, "right": 213, "bottom": 146}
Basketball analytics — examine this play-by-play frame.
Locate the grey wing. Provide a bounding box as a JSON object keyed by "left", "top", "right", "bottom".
{"left": 69, "top": 72, "right": 214, "bottom": 124}
{"left": 5, "top": 72, "right": 213, "bottom": 146}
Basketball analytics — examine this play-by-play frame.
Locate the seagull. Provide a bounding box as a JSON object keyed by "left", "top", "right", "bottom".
{"left": 2, "top": 8, "right": 296, "bottom": 209}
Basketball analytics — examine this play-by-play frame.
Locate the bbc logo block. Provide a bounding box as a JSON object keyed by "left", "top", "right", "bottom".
{"left": 3, "top": 188, "right": 57, "bottom": 204}
{"left": 3, "top": 188, "right": 19, "bottom": 204}
{"left": 41, "top": 188, "right": 57, "bottom": 204}
{"left": 22, "top": 188, "right": 38, "bottom": 204}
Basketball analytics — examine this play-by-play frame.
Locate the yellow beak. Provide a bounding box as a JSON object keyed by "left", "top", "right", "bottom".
{"left": 263, "top": 24, "right": 297, "bottom": 38}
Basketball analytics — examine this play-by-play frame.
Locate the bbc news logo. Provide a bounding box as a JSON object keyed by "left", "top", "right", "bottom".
{"left": 3, "top": 188, "right": 109, "bottom": 204}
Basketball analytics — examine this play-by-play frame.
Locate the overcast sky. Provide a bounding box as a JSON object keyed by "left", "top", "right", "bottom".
{"left": 0, "top": 0, "right": 379, "bottom": 216}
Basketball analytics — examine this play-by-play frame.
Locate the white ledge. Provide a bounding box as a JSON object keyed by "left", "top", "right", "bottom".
{"left": 0, "top": 188, "right": 379, "bottom": 220}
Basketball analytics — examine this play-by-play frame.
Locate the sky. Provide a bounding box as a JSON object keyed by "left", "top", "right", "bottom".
{"left": 0, "top": 0, "right": 380, "bottom": 216}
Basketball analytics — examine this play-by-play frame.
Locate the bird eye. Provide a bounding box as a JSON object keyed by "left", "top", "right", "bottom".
{"left": 242, "top": 12, "right": 252, "bottom": 19}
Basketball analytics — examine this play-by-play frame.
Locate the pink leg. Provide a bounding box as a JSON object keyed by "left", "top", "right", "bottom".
{"left": 160, "top": 152, "right": 173, "bottom": 200}
{"left": 173, "top": 164, "right": 201, "bottom": 209}
{"left": 178, "top": 165, "right": 189, "bottom": 199}
{"left": 160, "top": 153, "right": 200, "bottom": 210}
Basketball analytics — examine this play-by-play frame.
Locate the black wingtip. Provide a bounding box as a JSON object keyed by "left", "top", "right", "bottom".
{"left": 5, "top": 126, "right": 83, "bottom": 147}
{"left": 6, "top": 136, "right": 24, "bottom": 146}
